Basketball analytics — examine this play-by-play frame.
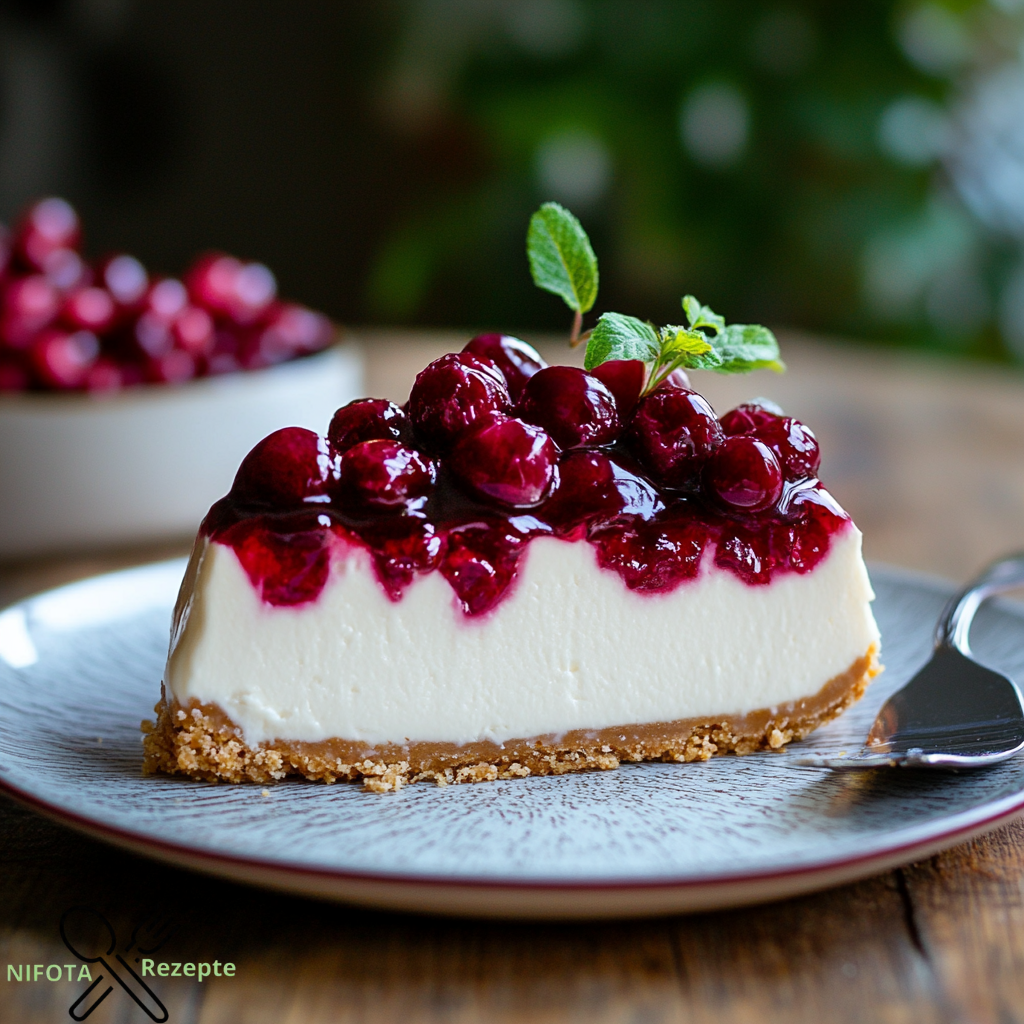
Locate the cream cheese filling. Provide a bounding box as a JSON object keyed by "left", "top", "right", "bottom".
{"left": 164, "top": 526, "right": 879, "bottom": 748}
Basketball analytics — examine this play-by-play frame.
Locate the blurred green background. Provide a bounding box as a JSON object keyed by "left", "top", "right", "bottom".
{"left": 3, "top": 0, "right": 1024, "bottom": 359}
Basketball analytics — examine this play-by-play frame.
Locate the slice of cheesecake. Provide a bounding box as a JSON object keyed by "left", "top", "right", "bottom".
{"left": 143, "top": 333, "right": 880, "bottom": 792}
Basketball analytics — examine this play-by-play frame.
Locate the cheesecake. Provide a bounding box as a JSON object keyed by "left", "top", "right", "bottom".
{"left": 143, "top": 333, "right": 880, "bottom": 792}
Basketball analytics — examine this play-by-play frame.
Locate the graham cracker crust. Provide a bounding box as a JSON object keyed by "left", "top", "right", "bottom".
{"left": 142, "top": 645, "right": 879, "bottom": 793}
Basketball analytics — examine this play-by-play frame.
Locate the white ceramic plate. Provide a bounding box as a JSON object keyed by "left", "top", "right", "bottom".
{"left": 0, "top": 345, "right": 363, "bottom": 556}
{"left": 0, "top": 560, "right": 1022, "bottom": 919}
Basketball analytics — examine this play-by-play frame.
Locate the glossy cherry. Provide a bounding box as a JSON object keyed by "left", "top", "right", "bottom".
{"left": 328, "top": 399, "right": 409, "bottom": 454}
{"left": 462, "top": 334, "right": 546, "bottom": 401}
{"left": 450, "top": 414, "right": 557, "bottom": 507}
{"left": 755, "top": 417, "right": 821, "bottom": 481}
{"left": 231, "top": 427, "right": 335, "bottom": 507}
{"left": 719, "top": 400, "right": 785, "bottom": 436}
{"left": 541, "top": 449, "right": 661, "bottom": 534}
{"left": 590, "top": 360, "right": 646, "bottom": 421}
{"left": 337, "top": 440, "right": 435, "bottom": 509}
{"left": 627, "top": 386, "right": 723, "bottom": 487}
{"left": 704, "top": 436, "right": 783, "bottom": 512}
{"left": 516, "top": 365, "right": 620, "bottom": 450}
{"left": 408, "top": 352, "right": 510, "bottom": 450}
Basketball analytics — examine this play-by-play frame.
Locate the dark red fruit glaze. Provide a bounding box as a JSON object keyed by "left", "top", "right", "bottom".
{"left": 462, "top": 333, "right": 546, "bottom": 402}
{"left": 0, "top": 197, "right": 334, "bottom": 393}
{"left": 517, "top": 365, "right": 620, "bottom": 450}
{"left": 203, "top": 346, "right": 850, "bottom": 614}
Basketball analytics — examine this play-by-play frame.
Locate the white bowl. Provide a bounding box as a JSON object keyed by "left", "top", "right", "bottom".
{"left": 0, "top": 345, "right": 364, "bottom": 557}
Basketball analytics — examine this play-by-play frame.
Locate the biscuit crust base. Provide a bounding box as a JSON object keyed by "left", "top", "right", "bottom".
{"left": 143, "top": 645, "right": 879, "bottom": 793}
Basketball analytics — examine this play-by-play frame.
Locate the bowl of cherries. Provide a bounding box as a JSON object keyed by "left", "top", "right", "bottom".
{"left": 0, "top": 198, "right": 362, "bottom": 556}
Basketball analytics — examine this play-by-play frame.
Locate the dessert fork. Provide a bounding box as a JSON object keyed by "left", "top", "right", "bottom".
{"left": 797, "top": 554, "right": 1024, "bottom": 770}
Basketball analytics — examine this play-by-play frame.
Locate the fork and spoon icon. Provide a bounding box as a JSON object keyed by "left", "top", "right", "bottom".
{"left": 60, "top": 906, "right": 172, "bottom": 1022}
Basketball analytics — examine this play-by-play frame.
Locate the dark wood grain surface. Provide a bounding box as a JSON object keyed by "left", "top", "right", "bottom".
{"left": 2, "top": 333, "right": 1024, "bottom": 1024}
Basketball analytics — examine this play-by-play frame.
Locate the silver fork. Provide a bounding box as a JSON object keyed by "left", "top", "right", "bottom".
{"left": 797, "top": 554, "right": 1024, "bottom": 769}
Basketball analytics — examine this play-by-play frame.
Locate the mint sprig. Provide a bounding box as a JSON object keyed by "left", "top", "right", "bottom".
{"left": 526, "top": 203, "right": 784, "bottom": 384}
{"left": 527, "top": 202, "right": 598, "bottom": 343}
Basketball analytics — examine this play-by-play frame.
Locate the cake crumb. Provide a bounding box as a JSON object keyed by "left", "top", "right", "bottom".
{"left": 260, "top": 788, "right": 270, "bottom": 797}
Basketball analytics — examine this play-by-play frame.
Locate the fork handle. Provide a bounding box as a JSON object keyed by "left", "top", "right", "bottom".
{"left": 937, "top": 553, "right": 1024, "bottom": 654}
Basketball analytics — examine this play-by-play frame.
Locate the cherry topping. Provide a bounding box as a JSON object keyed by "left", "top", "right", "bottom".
{"left": 440, "top": 520, "right": 528, "bottom": 616}
{"left": 462, "top": 334, "right": 546, "bottom": 401}
{"left": 755, "top": 416, "right": 821, "bottom": 481}
{"left": 337, "top": 440, "right": 435, "bottom": 509}
{"left": 450, "top": 414, "right": 556, "bottom": 507}
{"left": 226, "top": 517, "right": 331, "bottom": 606}
{"left": 590, "top": 360, "right": 646, "bottom": 421}
{"left": 663, "top": 368, "right": 691, "bottom": 390}
{"left": 328, "top": 398, "right": 409, "bottom": 453}
{"left": 408, "top": 352, "right": 510, "bottom": 450}
{"left": 715, "top": 523, "right": 774, "bottom": 585}
{"left": 359, "top": 516, "right": 444, "bottom": 600}
{"left": 627, "top": 386, "right": 723, "bottom": 487}
{"left": 719, "top": 399, "right": 785, "bottom": 436}
{"left": 704, "top": 436, "right": 783, "bottom": 512}
{"left": 146, "top": 278, "right": 188, "bottom": 321}
{"left": 592, "top": 513, "right": 710, "bottom": 592}
{"left": 540, "top": 449, "right": 662, "bottom": 535}
{"left": 517, "top": 365, "right": 620, "bottom": 450}
{"left": 231, "top": 427, "right": 335, "bottom": 507}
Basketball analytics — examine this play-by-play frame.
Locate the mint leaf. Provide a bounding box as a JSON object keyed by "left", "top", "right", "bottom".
{"left": 659, "top": 326, "right": 713, "bottom": 359}
{"left": 710, "top": 324, "right": 785, "bottom": 373}
{"left": 584, "top": 312, "right": 659, "bottom": 370}
{"left": 527, "top": 202, "right": 599, "bottom": 315}
{"left": 682, "top": 295, "right": 725, "bottom": 336}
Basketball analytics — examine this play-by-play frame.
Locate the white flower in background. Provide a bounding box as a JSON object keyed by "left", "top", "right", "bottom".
{"left": 680, "top": 83, "right": 750, "bottom": 169}
{"left": 878, "top": 96, "right": 951, "bottom": 165}
{"left": 535, "top": 130, "right": 612, "bottom": 207}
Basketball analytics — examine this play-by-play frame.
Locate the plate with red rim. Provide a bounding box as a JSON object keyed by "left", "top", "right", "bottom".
{"left": 0, "top": 558, "right": 1022, "bottom": 919}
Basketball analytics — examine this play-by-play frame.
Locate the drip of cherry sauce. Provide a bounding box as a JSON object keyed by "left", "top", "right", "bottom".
{"left": 202, "top": 336, "right": 847, "bottom": 614}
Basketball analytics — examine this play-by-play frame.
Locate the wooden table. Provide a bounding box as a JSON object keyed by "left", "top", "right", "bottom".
{"left": 3, "top": 332, "right": 1024, "bottom": 1023}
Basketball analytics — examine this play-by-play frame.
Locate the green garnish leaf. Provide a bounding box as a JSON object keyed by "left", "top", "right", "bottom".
{"left": 584, "top": 312, "right": 659, "bottom": 370}
{"left": 659, "top": 326, "right": 714, "bottom": 359}
{"left": 681, "top": 295, "right": 725, "bottom": 336}
{"left": 527, "top": 202, "right": 599, "bottom": 315}
{"left": 710, "top": 323, "right": 785, "bottom": 373}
